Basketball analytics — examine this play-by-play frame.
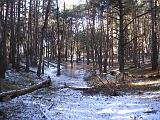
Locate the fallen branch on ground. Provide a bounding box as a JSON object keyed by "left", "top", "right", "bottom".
{"left": 64, "top": 83, "right": 92, "bottom": 91}
{"left": 0, "top": 77, "right": 51, "bottom": 102}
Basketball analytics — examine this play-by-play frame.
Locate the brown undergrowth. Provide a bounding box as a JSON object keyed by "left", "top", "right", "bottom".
{"left": 83, "top": 67, "right": 160, "bottom": 96}
{"left": 0, "top": 81, "right": 22, "bottom": 91}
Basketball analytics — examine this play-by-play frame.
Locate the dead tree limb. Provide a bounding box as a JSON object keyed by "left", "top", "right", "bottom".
{"left": 0, "top": 78, "right": 51, "bottom": 102}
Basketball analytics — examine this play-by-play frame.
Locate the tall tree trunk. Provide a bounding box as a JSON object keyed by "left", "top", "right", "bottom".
{"left": 86, "top": 26, "right": 90, "bottom": 65}
{"left": 0, "top": 2, "right": 4, "bottom": 79}
{"left": 34, "top": 0, "right": 40, "bottom": 66}
{"left": 132, "top": 10, "right": 138, "bottom": 67}
{"left": 99, "top": 11, "right": 103, "bottom": 73}
{"left": 151, "top": 0, "right": 158, "bottom": 70}
{"left": 90, "top": 8, "right": 96, "bottom": 72}
{"left": 1, "top": 0, "right": 9, "bottom": 78}
{"left": 25, "top": 0, "right": 32, "bottom": 72}
{"left": 10, "top": 0, "right": 16, "bottom": 68}
{"left": 56, "top": 0, "right": 61, "bottom": 76}
{"left": 37, "top": 0, "right": 51, "bottom": 77}
{"left": 16, "top": 0, "right": 21, "bottom": 72}
{"left": 62, "top": 2, "right": 66, "bottom": 63}
{"left": 118, "top": 0, "right": 125, "bottom": 74}
{"left": 65, "top": 27, "right": 68, "bottom": 62}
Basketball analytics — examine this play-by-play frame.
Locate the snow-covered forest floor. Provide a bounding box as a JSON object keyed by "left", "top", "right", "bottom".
{"left": 0, "top": 62, "right": 160, "bottom": 120}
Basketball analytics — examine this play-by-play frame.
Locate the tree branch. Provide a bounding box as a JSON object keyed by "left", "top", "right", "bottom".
{"left": 123, "top": 6, "right": 160, "bottom": 31}
{"left": 123, "top": 34, "right": 144, "bottom": 47}
{"left": 0, "top": 77, "right": 51, "bottom": 102}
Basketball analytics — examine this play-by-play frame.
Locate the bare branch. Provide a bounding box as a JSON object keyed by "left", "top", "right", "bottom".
{"left": 123, "top": 6, "right": 160, "bottom": 31}
{"left": 123, "top": 34, "right": 144, "bottom": 47}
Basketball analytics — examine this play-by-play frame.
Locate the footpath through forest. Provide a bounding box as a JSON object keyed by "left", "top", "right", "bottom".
{"left": 0, "top": 62, "right": 160, "bottom": 120}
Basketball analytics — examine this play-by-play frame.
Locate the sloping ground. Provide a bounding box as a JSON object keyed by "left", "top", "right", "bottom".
{"left": 83, "top": 65, "right": 160, "bottom": 96}
{"left": 122, "top": 67, "right": 160, "bottom": 94}
{"left": 0, "top": 63, "right": 160, "bottom": 120}
{"left": 85, "top": 75, "right": 160, "bottom": 96}
{"left": 0, "top": 97, "right": 46, "bottom": 120}
{"left": 0, "top": 69, "right": 48, "bottom": 120}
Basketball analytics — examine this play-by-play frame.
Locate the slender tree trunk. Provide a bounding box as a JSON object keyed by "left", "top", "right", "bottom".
{"left": 25, "top": 0, "right": 32, "bottom": 72}
{"left": 61, "top": 2, "right": 66, "bottom": 63}
{"left": 0, "top": 2, "right": 4, "bottom": 79}
{"left": 85, "top": 24, "right": 90, "bottom": 65}
{"left": 37, "top": 0, "right": 51, "bottom": 77}
{"left": 118, "top": 0, "right": 125, "bottom": 74}
{"left": 151, "top": 0, "right": 158, "bottom": 70}
{"left": 132, "top": 10, "right": 138, "bottom": 67}
{"left": 65, "top": 27, "right": 68, "bottom": 62}
{"left": 34, "top": 0, "right": 40, "bottom": 66}
{"left": 99, "top": 11, "right": 103, "bottom": 73}
{"left": 16, "top": 0, "right": 21, "bottom": 72}
{"left": 91, "top": 8, "right": 96, "bottom": 72}
{"left": 10, "top": 0, "right": 16, "bottom": 68}
{"left": 1, "top": 0, "right": 9, "bottom": 78}
{"left": 56, "top": 0, "right": 61, "bottom": 76}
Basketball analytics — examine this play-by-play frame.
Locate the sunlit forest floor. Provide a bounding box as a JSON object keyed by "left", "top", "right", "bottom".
{"left": 0, "top": 61, "right": 160, "bottom": 120}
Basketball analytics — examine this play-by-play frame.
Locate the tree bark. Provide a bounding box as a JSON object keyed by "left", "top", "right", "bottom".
{"left": 56, "top": 0, "right": 61, "bottom": 76}
{"left": 0, "top": 78, "right": 51, "bottom": 102}
{"left": 0, "top": 0, "right": 9, "bottom": 79}
{"left": 10, "top": 0, "right": 16, "bottom": 68}
{"left": 37, "top": 0, "right": 51, "bottom": 77}
{"left": 118, "top": 0, "right": 125, "bottom": 73}
{"left": 151, "top": 0, "right": 158, "bottom": 70}
{"left": 16, "top": 0, "right": 21, "bottom": 72}
{"left": 0, "top": 4, "right": 4, "bottom": 79}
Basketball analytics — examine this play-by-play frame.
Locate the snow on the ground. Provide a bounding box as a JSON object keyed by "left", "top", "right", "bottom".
{"left": 38, "top": 63, "right": 160, "bottom": 120}
{"left": 0, "top": 96, "right": 46, "bottom": 120}
{"left": 1, "top": 62, "right": 160, "bottom": 120}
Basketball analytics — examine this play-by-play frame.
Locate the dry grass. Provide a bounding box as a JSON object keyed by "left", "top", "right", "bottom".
{"left": 84, "top": 75, "right": 119, "bottom": 96}
{"left": 0, "top": 81, "right": 22, "bottom": 91}
{"left": 84, "top": 66, "right": 160, "bottom": 96}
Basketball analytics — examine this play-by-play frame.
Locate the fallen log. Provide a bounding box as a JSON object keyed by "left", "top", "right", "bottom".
{"left": 64, "top": 85, "right": 92, "bottom": 91}
{"left": 0, "top": 77, "right": 51, "bottom": 102}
